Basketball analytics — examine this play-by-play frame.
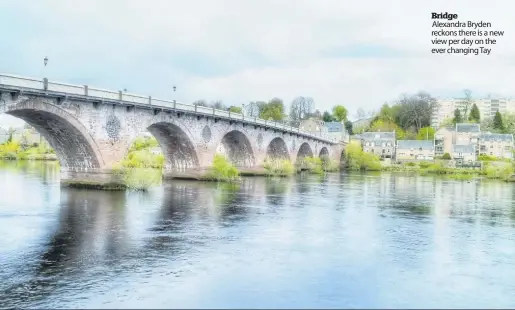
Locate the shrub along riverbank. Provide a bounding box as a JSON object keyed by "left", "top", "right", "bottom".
{"left": 0, "top": 141, "right": 56, "bottom": 161}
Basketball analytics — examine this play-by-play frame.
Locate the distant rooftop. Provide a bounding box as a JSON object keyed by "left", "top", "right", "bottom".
{"left": 456, "top": 123, "right": 480, "bottom": 133}
{"left": 324, "top": 122, "right": 343, "bottom": 132}
{"left": 397, "top": 140, "right": 434, "bottom": 150}
{"left": 361, "top": 131, "right": 395, "bottom": 140}
{"left": 479, "top": 133, "right": 514, "bottom": 142}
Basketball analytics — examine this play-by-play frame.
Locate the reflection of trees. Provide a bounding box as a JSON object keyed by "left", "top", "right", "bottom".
{"left": 0, "top": 188, "right": 127, "bottom": 308}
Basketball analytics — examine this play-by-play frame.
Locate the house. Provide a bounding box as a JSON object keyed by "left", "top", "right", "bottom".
{"left": 359, "top": 131, "right": 396, "bottom": 159}
{"left": 452, "top": 144, "right": 476, "bottom": 162}
{"left": 396, "top": 140, "right": 435, "bottom": 161}
{"left": 324, "top": 121, "right": 349, "bottom": 142}
{"left": 455, "top": 123, "right": 480, "bottom": 145}
{"left": 299, "top": 118, "right": 326, "bottom": 134}
{"left": 434, "top": 127, "right": 454, "bottom": 157}
{"left": 149, "top": 147, "right": 163, "bottom": 155}
{"left": 478, "top": 133, "right": 514, "bottom": 159}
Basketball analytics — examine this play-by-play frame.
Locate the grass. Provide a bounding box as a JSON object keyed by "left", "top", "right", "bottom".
{"left": 0, "top": 141, "right": 56, "bottom": 161}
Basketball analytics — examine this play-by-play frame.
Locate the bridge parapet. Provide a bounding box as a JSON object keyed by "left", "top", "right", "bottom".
{"left": 0, "top": 73, "right": 337, "bottom": 144}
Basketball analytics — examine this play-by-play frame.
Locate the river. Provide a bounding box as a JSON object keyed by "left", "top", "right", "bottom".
{"left": 1, "top": 161, "right": 515, "bottom": 308}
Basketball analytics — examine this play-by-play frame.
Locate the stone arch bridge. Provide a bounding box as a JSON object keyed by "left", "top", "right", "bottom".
{"left": 0, "top": 74, "right": 345, "bottom": 186}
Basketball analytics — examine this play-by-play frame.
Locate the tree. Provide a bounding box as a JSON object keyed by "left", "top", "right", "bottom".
{"left": 416, "top": 126, "right": 435, "bottom": 140}
{"left": 193, "top": 99, "right": 208, "bottom": 107}
{"left": 312, "top": 109, "right": 322, "bottom": 120}
{"left": 395, "top": 92, "right": 435, "bottom": 131}
{"left": 260, "top": 98, "right": 285, "bottom": 121}
{"left": 344, "top": 120, "right": 353, "bottom": 135}
{"left": 246, "top": 101, "right": 262, "bottom": 117}
{"left": 332, "top": 105, "right": 348, "bottom": 122}
{"left": 322, "top": 111, "right": 335, "bottom": 122}
{"left": 493, "top": 111, "right": 504, "bottom": 131}
{"left": 229, "top": 106, "right": 242, "bottom": 114}
{"left": 462, "top": 89, "right": 473, "bottom": 119}
{"left": 368, "top": 119, "right": 405, "bottom": 140}
{"left": 468, "top": 103, "right": 480, "bottom": 122}
{"left": 453, "top": 108, "right": 463, "bottom": 124}
{"left": 210, "top": 100, "right": 225, "bottom": 110}
{"left": 289, "top": 96, "right": 315, "bottom": 125}
{"left": 355, "top": 108, "right": 366, "bottom": 119}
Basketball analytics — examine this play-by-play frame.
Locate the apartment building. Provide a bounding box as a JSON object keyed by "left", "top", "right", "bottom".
{"left": 434, "top": 127, "right": 454, "bottom": 156}
{"left": 478, "top": 133, "right": 514, "bottom": 159}
{"left": 431, "top": 97, "right": 515, "bottom": 128}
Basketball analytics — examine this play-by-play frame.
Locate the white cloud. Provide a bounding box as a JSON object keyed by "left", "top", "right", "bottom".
{"left": 1, "top": 0, "right": 515, "bottom": 122}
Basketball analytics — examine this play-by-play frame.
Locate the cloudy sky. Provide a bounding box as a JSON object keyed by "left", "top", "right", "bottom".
{"left": 1, "top": 0, "right": 514, "bottom": 127}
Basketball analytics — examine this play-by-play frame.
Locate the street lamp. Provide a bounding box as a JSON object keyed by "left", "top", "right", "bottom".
{"left": 44, "top": 56, "right": 48, "bottom": 67}
{"left": 173, "top": 86, "right": 176, "bottom": 107}
{"left": 241, "top": 103, "right": 245, "bottom": 115}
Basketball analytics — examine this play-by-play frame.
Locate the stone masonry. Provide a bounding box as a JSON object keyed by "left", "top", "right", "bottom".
{"left": 0, "top": 91, "right": 345, "bottom": 186}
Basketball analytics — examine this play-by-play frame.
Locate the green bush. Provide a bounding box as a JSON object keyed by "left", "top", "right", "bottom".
{"left": 343, "top": 141, "right": 381, "bottom": 171}
{"left": 121, "top": 150, "right": 165, "bottom": 169}
{"left": 205, "top": 154, "right": 240, "bottom": 182}
{"left": 263, "top": 158, "right": 295, "bottom": 176}
{"left": 113, "top": 167, "right": 162, "bottom": 191}
{"left": 320, "top": 155, "right": 340, "bottom": 172}
{"left": 441, "top": 153, "right": 452, "bottom": 160}
{"left": 482, "top": 162, "right": 514, "bottom": 181}
{"left": 418, "top": 161, "right": 432, "bottom": 169}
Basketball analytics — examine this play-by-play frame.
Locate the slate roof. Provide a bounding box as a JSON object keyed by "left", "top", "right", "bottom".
{"left": 456, "top": 123, "right": 480, "bottom": 133}
{"left": 397, "top": 140, "right": 434, "bottom": 150}
{"left": 479, "top": 133, "right": 514, "bottom": 142}
{"left": 324, "top": 122, "right": 343, "bottom": 132}
{"left": 453, "top": 144, "right": 476, "bottom": 153}
{"left": 360, "top": 131, "right": 395, "bottom": 140}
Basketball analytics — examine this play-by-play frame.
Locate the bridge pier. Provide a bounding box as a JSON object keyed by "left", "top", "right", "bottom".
{"left": 60, "top": 168, "right": 126, "bottom": 190}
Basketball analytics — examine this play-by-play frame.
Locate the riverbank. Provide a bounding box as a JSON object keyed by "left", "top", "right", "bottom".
{"left": 0, "top": 141, "right": 57, "bottom": 161}
{"left": 382, "top": 160, "right": 515, "bottom": 182}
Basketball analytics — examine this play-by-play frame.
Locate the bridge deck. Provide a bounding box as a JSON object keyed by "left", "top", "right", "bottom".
{"left": 0, "top": 74, "right": 336, "bottom": 144}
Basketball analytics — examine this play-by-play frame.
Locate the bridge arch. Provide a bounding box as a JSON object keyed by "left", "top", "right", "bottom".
{"left": 217, "top": 130, "right": 255, "bottom": 167}
{"left": 146, "top": 122, "right": 199, "bottom": 170}
{"left": 5, "top": 100, "right": 104, "bottom": 169}
{"left": 296, "top": 142, "right": 313, "bottom": 164}
{"left": 319, "top": 146, "right": 329, "bottom": 158}
{"left": 266, "top": 137, "right": 289, "bottom": 160}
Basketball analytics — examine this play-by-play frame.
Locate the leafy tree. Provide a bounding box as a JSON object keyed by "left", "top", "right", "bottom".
{"left": 355, "top": 108, "right": 366, "bottom": 119}
{"left": 368, "top": 119, "right": 405, "bottom": 140}
{"left": 442, "top": 153, "right": 452, "bottom": 160}
{"left": 344, "top": 120, "right": 353, "bottom": 135}
{"left": 416, "top": 126, "right": 435, "bottom": 140}
{"left": 228, "top": 106, "right": 242, "bottom": 114}
{"left": 468, "top": 103, "right": 480, "bottom": 123}
{"left": 453, "top": 108, "right": 463, "bottom": 124}
{"left": 332, "top": 105, "right": 348, "bottom": 122}
{"left": 493, "top": 111, "right": 504, "bottom": 131}
{"left": 260, "top": 98, "right": 285, "bottom": 121}
{"left": 322, "top": 111, "right": 335, "bottom": 122}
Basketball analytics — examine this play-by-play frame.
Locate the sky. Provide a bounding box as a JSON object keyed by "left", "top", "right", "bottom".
{"left": 1, "top": 0, "right": 515, "bottom": 127}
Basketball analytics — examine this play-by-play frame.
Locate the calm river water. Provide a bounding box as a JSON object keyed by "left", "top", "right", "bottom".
{"left": 1, "top": 161, "right": 515, "bottom": 308}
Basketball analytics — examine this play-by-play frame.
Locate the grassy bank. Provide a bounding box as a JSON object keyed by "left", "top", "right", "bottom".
{"left": 0, "top": 141, "right": 56, "bottom": 161}
{"left": 384, "top": 160, "right": 515, "bottom": 182}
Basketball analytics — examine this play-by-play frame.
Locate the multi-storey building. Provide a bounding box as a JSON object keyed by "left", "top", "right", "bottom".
{"left": 478, "top": 133, "right": 514, "bottom": 159}
{"left": 431, "top": 97, "right": 515, "bottom": 128}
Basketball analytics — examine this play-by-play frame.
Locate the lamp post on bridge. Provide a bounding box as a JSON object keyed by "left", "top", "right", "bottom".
{"left": 173, "top": 85, "right": 176, "bottom": 108}
{"left": 43, "top": 56, "right": 49, "bottom": 91}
